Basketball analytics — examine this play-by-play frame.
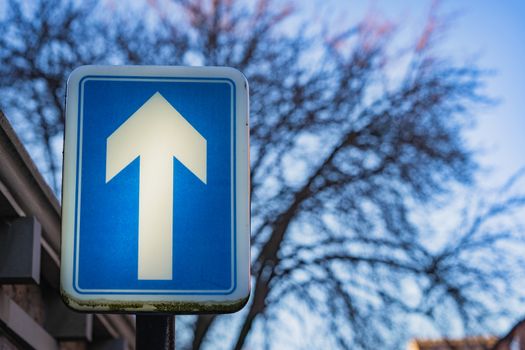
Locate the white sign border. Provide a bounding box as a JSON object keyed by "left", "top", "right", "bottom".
{"left": 60, "top": 66, "right": 250, "bottom": 312}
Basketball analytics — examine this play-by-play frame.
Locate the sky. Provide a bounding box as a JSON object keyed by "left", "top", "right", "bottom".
{"left": 447, "top": 0, "right": 525, "bottom": 183}
{"left": 283, "top": 0, "right": 525, "bottom": 345}
{"left": 3, "top": 0, "right": 524, "bottom": 348}
{"left": 306, "top": 0, "right": 525, "bottom": 185}
{"left": 92, "top": 0, "right": 525, "bottom": 347}
{"left": 65, "top": 1, "right": 525, "bottom": 348}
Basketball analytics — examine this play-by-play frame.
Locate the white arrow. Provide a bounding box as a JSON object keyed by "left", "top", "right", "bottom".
{"left": 106, "top": 92, "right": 207, "bottom": 280}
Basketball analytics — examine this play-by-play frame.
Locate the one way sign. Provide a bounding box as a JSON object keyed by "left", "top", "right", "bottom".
{"left": 61, "top": 66, "right": 250, "bottom": 313}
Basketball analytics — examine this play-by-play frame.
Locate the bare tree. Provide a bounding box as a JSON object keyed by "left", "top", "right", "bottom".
{"left": 0, "top": 0, "right": 105, "bottom": 191}
{"left": 0, "top": 0, "right": 524, "bottom": 349}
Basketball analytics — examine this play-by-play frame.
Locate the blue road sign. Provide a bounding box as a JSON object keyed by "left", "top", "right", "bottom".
{"left": 61, "top": 66, "right": 250, "bottom": 313}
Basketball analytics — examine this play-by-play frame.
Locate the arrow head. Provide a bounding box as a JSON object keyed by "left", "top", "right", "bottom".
{"left": 106, "top": 92, "right": 207, "bottom": 184}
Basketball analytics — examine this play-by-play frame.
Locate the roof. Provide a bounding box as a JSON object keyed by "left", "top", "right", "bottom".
{"left": 492, "top": 318, "right": 525, "bottom": 349}
{"left": 407, "top": 336, "right": 498, "bottom": 350}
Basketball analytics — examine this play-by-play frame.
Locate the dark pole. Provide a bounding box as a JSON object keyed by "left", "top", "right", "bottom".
{"left": 136, "top": 315, "right": 175, "bottom": 350}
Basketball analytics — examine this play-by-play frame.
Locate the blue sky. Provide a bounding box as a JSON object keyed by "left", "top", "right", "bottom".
{"left": 277, "top": 0, "right": 525, "bottom": 344}
{"left": 3, "top": 0, "right": 523, "bottom": 347}
{"left": 446, "top": 0, "right": 525, "bottom": 182}
{"left": 304, "top": 0, "right": 525, "bottom": 184}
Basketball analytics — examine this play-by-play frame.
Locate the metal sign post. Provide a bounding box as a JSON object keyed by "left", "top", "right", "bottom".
{"left": 136, "top": 315, "right": 175, "bottom": 350}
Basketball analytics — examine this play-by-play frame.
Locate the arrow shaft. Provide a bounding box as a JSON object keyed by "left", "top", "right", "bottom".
{"left": 106, "top": 92, "right": 207, "bottom": 281}
{"left": 138, "top": 153, "right": 173, "bottom": 280}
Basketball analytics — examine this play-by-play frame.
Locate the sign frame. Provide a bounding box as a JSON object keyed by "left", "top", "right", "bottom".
{"left": 60, "top": 66, "right": 250, "bottom": 313}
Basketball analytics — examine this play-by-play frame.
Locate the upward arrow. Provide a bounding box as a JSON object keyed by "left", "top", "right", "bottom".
{"left": 106, "top": 92, "right": 207, "bottom": 280}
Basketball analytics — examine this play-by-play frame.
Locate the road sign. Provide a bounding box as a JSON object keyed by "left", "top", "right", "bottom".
{"left": 61, "top": 66, "right": 250, "bottom": 313}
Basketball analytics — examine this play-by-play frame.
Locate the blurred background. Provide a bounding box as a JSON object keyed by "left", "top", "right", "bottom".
{"left": 0, "top": 0, "right": 524, "bottom": 349}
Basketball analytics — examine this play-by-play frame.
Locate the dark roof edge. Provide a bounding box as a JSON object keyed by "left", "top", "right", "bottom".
{"left": 0, "top": 111, "right": 61, "bottom": 251}
{"left": 0, "top": 111, "right": 60, "bottom": 212}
